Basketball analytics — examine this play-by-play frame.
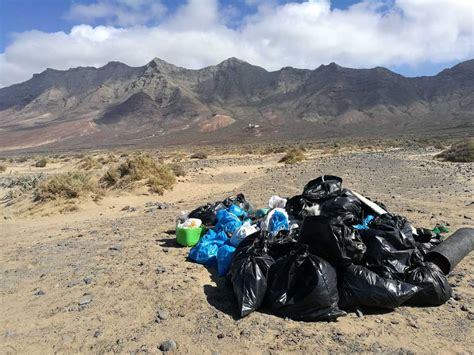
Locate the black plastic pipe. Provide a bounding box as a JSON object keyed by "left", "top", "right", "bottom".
{"left": 425, "top": 228, "right": 474, "bottom": 275}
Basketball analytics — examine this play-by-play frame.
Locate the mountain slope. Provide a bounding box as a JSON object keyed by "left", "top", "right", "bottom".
{"left": 0, "top": 58, "right": 473, "bottom": 151}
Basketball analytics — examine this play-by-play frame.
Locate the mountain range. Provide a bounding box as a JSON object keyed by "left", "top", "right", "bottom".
{"left": 0, "top": 57, "right": 473, "bottom": 151}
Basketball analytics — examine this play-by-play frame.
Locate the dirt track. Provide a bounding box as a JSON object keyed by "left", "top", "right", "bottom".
{"left": 1, "top": 147, "right": 473, "bottom": 353}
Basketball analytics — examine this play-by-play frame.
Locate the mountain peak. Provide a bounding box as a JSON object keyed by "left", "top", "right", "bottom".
{"left": 145, "top": 57, "right": 179, "bottom": 72}
{"left": 217, "top": 57, "right": 251, "bottom": 67}
{"left": 104, "top": 61, "right": 129, "bottom": 68}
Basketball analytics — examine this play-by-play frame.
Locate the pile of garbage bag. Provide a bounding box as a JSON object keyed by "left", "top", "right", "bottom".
{"left": 182, "top": 175, "right": 472, "bottom": 321}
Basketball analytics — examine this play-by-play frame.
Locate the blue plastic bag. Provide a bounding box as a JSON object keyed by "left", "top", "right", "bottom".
{"left": 262, "top": 208, "right": 289, "bottom": 236}
{"left": 227, "top": 204, "right": 247, "bottom": 218}
{"left": 217, "top": 244, "right": 236, "bottom": 276}
{"left": 189, "top": 230, "right": 228, "bottom": 265}
{"left": 215, "top": 209, "right": 243, "bottom": 236}
{"left": 352, "top": 215, "right": 375, "bottom": 230}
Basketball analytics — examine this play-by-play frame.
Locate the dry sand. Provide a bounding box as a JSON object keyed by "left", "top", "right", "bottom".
{"left": 1, "top": 147, "right": 473, "bottom": 354}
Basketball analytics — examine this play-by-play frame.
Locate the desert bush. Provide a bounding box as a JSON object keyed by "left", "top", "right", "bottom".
{"left": 171, "top": 152, "right": 188, "bottom": 162}
{"left": 279, "top": 147, "right": 306, "bottom": 164}
{"left": 436, "top": 138, "right": 474, "bottom": 162}
{"left": 0, "top": 165, "right": 6, "bottom": 173}
{"left": 190, "top": 152, "right": 208, "bottom": 159}
{"left": 106, "top": 154, "right": 119, "bottom": 163}
{"left": 16, "top": 156, "right": 28, "bottom": 163}
{"left": 272, "top": 146, "right": 287, "bottom": 154}
{"left": 34, "top": 158, "right": 48, "bottom": 167}
{"left": 1, "top": 174, "right": 43, "bottom": 191}
{"left": 78, "top": 156, "right": 101, "bottom": 170}
{"left": 169, "top": 164, "right": 186, "bottom": 177}
{"left": 33, "top": 172, "right": 102, "bottom": 202}
{"left": 101, "top": 154, "right": 175, "bottom": 194}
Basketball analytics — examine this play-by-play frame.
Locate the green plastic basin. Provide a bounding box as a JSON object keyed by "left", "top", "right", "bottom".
{"left": 176, "top": 226, "right": 205, "bottom": 247}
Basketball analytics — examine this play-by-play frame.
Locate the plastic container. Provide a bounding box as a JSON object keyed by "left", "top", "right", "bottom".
{"left": 176, "top": 226, "right": 205, "bottom": 247}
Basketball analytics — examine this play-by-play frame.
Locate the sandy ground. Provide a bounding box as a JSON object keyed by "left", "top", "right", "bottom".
{"left": 1, "top": 147, "right": 473, "bottom": 354}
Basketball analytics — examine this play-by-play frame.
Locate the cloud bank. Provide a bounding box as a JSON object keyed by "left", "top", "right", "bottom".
{"left": 1, "top": 0, "right": 473, "bottom": 87}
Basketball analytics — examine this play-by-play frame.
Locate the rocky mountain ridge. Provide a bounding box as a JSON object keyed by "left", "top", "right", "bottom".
{"left": 0, "top": 57, "right": 472, "bottom": 151}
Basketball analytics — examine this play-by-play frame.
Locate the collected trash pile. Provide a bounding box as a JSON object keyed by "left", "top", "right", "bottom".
{"left": 177, "top": 175, "right": 473, "bottom": 321}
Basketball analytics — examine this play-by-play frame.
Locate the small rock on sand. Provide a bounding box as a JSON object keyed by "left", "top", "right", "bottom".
{"left": 159, "top": 340, "right": 177, "bottom": 352}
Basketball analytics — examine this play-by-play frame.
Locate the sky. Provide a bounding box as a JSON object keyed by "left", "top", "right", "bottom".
{"left": 0, "top": 0, "right": 473, "bottom": 88}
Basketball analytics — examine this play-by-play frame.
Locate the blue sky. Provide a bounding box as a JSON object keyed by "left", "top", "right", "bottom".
{"left": 0, "top": 0, "right": 472, "bottom": 87}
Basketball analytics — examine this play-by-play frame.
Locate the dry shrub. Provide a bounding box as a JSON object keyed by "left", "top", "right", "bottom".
{"left": 59, "top": 201, "right": 80, "bottom": 213}
{"left": 106, "top": 154, "right": 119, "bottom": 163}
{"left": 0, "top": 165, "right": 6, "bottom": 172}
{"left": 274, "top": 146, "right": 287, "bottom": 154}
{"left": 436, "top": 138, "right": 474, "bottom": 162}
{"left": 78, "top": 156, "right": 101, "bottom": 170}
{"left": 101, "top": 154, "right": 175, "bottom": 194}
{"left": 279, "top": 147, "right": 306, "bottom": 164}
{"left": 33, "top": 172, "right": 102, "bottom": 202}
{"left": 170, "top": 164, "right": 186, "bottom": 177}
{"left": 171, "top": 152, "right": 188, "bottom": 162}
{"left": 34, "top": 158, "right": 48, "bottom": 167}
{"left": 16, "top": 156, "right": 28, "bottom": 163}
{"left": 190, "top": 152, "right": 208, "bottom": 159}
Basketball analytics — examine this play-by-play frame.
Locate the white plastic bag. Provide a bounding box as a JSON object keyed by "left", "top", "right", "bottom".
{"left": 178, "top": 218, "right": 202, "bottom": 229}
{"left": 268, "top": 195, "right": 287, "bottom": 209}
{"left": 230, "top": 221, "right": 258, "bottom": 247}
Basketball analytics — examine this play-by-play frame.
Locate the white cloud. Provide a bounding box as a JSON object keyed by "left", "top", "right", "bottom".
{"left": 1, "top": 0, "right": 473, "bottom": 88}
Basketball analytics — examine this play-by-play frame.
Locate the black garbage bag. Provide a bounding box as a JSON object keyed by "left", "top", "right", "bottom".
{"left": 223, "top": 193, "right": 253, "bottom": 212}
{"left": 366, "top": 214, "right": 417, "bottom": 249}
{"left": 231, "top": 232, "right": 275, "bottom": 317}
{"left": 303, "top": 175, "right": 343, "bottom": 202}
{"left": 319, "top": 192, "right": 363, "bottom": 226}
{"left": 267, "top": 229, "right": 300, "bottom": 261}
{"left": 415, "top": 228, "right": 438, "bottom": 243}
{"left": 360, "top": 233, "right": 419, "bottom": 279}
{"left": 189, "top": 194, "right": 253, "bottom": 227}
{"left": 188, "top": 203, "right": 220, "bottom": 226}
{"left": 359, "top": 214, "right": 423, "bottom": 278}
{"left": 338, "top": 264, "right": 420, "bottom": 309}
{"left": 286, "top": 194, "right": 309, "bottom": 220}
{"left": 299, "top": 216, "right": 366, "bottom": 268}
{"left": 414, "top": 228, "right": 443, "bottom": 255}
{"left": 404, "top": 262, "right": 452, "bottom": 306}
{"left": 267, "top": 246, "right": 345, "bottom": 322}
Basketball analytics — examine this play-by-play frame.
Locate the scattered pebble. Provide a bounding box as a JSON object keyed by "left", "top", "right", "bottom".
{"left": 159, "top": 340, "right": 177, "bottom": 352}
{"left": 79, "top": 294, "right": 93, "bottom": 306}
{"left": 156, "top": 309, "right": 170, "bottom": 321}
{"left": 121, "top": 206, "right": 136, "bottom": 212}
{"left": 156, "top": 265, "right": 167, "bottom": 274}
{"left": 33, "top": 288, "right": 45, "bottom": 296}
{"left": 109, "top": 245, "right": 123, "bottom": 251}
{"left": 83, "top": 275, "right": 94, "bottom": 285}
